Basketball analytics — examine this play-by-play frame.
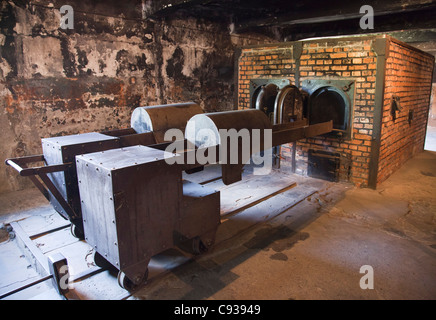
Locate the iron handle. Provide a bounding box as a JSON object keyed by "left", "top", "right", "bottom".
{"left": 5, "top": 158, "right": 28, "bottom": 175}
{"left": 5, "top": 155, "right": 78, "bottom": 220}
{"left": 5, "top": 155, "right": 72, "bottom": 176}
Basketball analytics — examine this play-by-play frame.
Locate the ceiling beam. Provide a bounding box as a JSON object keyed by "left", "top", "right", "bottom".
{"left": 248, "top": 6, "right": 436, "bottom": 42}
{"left": 142, "top": 0, "right": 220, "bottom": 19}
{"left": 234, "top": 1, "right": 436, "bottom": 34}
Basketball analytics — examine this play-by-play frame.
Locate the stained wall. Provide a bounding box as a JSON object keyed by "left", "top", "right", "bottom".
{"left": 0, "top": 0, "right": 273, "bottom": 193}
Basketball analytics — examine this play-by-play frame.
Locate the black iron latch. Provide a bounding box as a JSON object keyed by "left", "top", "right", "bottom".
{"left": 391, "top": 95, "right": 401, "bottom": 121}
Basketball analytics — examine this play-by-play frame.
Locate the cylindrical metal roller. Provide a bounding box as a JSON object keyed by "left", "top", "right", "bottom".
{"left": 131, "top": 102, "right": 203, "bottom": 143}
{"left": 185, "top": 109, "right": 273, "bottom": 148}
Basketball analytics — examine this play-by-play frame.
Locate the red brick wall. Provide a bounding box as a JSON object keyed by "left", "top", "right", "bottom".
{"left": 238, "top": 38, "right": 377, "bottom": 187}
{"left": 296, "top": 39, "right": 376, "bottom": 187}
{"left": 377, "top": 39, "right": 435, "bottom": 184}
{"left": 238, "top": 45, "right": 296, "bottom": 109}
{"left": 237, "top": 36, "right": 434, "bottom": 188}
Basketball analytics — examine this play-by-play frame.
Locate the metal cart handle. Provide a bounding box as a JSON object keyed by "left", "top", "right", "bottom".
{"left": 5, "top": 155, "right": 77, "bottom": 220}
{"left": 5, "top": 155, "right": 71, "bottom": 176}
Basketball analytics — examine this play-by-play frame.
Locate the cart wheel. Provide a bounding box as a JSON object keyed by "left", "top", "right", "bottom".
{"left": 117, "top": 269, "right": 149, "bottom": 291}
{"left": 93, "top": 251, "right": 113, "bottom": 269}
{"left": 70, "top": 224, "right": 84, "bottom": 240}
{"left": 192, "top": 236, "right": 208, "bottom": 255}
{"left": 178, "top": 236, "right": 208, "bottom": 255}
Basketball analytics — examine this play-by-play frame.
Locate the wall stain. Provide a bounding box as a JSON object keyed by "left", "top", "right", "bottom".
{"left": 270, "top": 252, "right": 288, "bottom": 261}
{"left": 0, "top": 3, "right": 18, "bottom": 79}
{"left": 421, "top": 171, "right": 435, "bottom": 177}
{"left": 244, "top": 225, "right": 310, "bottom": 255}
{"left": 60, "top": 37, "right": 77, "bottom": 77}
{"left": 76, "top": 48, "right": 90, "bottom": 76}
{"left": 0, "top": 0, "right": 274, "bottom": 193}
{"left": 166, "top": 46, "right": 186, "bottom": 80}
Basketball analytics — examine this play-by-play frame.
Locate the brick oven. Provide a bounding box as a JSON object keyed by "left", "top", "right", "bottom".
{"left": 237, "top": 35, "right": 435, "bottom": 188}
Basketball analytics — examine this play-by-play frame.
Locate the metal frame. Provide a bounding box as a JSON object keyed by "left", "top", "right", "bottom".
{"left": 5, "top": 106, "right": 333, "bottom": 292}
{"left": 301, "top": 78, "right": 355, "bottom": 140}
{"left": 249, "top": 79, "right": 304, "bottom": 169}
{"left": 185, "top": 110, "right": 333, "bottom": 185}
{"left": 368, "top": 37, "right": 389, "bottom": 189}
{"left": 5, "top": 156, "right": 76, "bottom": 221}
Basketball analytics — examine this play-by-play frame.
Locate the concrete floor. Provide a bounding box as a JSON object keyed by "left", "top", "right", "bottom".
{"left": 1, "top": 128, "right": 436, "bottom": 300}
{"left": 131, "top": 150, "right": 436, "bottom": 300}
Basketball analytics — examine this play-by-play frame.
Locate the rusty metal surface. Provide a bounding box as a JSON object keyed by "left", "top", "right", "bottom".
{"left": 301, "top": 79, "right": 355, "bottom": 139}
{"left": 250, "top": 81, "right": 304, "bottom": 169}
{"left": 272, "top": 120, "right": 333, "bottom": 146}
{"left": 118, "top": 132, "right": 156, "bottom": 147}
{"left": 178, "top": 180, "right": 220, "bottom": 247}
{"left": 130, "top": 102, "right": 204, "bottom": 143}
{"left": 274, "top": 85, "right": 304, "bottom": 125}
{"left": 101, "top": 128, "right": 138, "bottom": 137}
{"left": 76, "top": 145, "right": 222, "bottom": 286}
{"left": 185, "top": 109, "right": 273, "bottom": 148}
{"left": 76, "top": 146, "right": 183, "bottom": 284}
{"left": 5, "top": 106, "right": 331, "bottom": 289}
{"left": 185, "top": 109, "right": 273, "bottom": 184}
{"left": 184, "top": 109, "right": 332, "bottom": 185}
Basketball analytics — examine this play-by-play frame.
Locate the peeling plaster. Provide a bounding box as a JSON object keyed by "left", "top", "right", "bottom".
{"left": 19, "top": 36, "right": 64, "bottom": 78}
{"left": 0, "top": 1, "right": 274, "bottom": 193}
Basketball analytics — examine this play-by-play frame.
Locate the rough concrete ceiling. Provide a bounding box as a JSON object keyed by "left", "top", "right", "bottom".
{"left": 26, "top": 0, "right": 436, "bottom": 41}
{"left": 25, "top": 0, "right": 436, "bottom": 43}
{"left": 145, "top": 0, "right": 436, "bottom": 41}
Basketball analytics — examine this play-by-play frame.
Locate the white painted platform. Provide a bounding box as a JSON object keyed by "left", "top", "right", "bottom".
{"left": 0, "top": 165, "right": 320, "bottom": 300}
